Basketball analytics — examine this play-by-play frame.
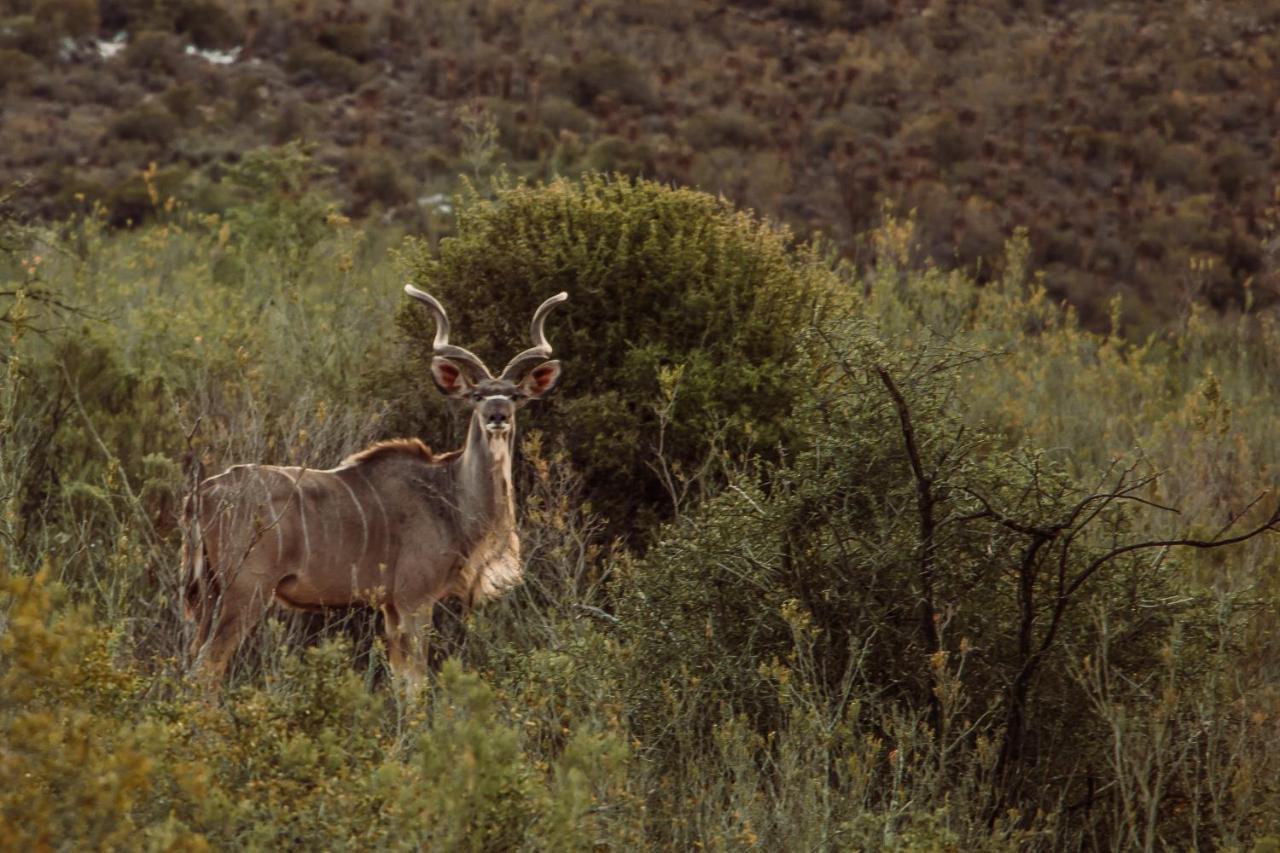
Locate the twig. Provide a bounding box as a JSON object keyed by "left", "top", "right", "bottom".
{"left": 574, "top": 604, "right": 620, "bottom": 626}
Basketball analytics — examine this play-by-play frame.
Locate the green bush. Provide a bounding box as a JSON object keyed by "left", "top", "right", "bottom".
{"left": 0, "top": 47, "right": 37, "bottom": 92}
{"left": 109, "top": 104, "right": 179, "bottom": 144}
{"left": 557, "top": 50, "right": 653, "bottom": 109}
{"left": 174, "top": 0, "right": 242, "bottom": 49}
{"left": 220, "top": 141, "right": 336, "bottom": 269}
{"left": 537, "top": 96, "right": 593, "bottom": 135}
{"left": 123, "top": 30, "right": 184, "bottom": 74}
{"left": 0, "top": 567, "right": 633, "bottom": 849}
{"left": 101, "top": 162, "right": 188, "bottom": 226}
{"left": 0, "top": 570, "right": 168, "bottom": 848}
{"left": 316, "top": 22, "right": 372, "bottom": 63}
{"left": 229, "top": 73, "right": 264, "bottom": 121}
{"left": 285, "top": 42, "right": 369, "bottom": 90}
{"left": 395, "top": 174, "right": 834, "bottom": 536}
{"left": 352, "top": 150, "right": 411, "bottom": 212}
{"left": 681, "top": 108, "right": 768, "bottom": 150}
{"left": 0, "top": 14, "right": 55, "bottom": 58}
{"left": 161, "top": 82, "right": 201, "bottom": 123}
{"left": 34, "top": 0, "right": 98, "bottom": 37}
{"left": 581, "top": 135, "right": 653, "bottom": 175}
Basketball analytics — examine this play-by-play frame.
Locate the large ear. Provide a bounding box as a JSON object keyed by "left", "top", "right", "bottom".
{"left": 431, "top": 357, "right": 473, "bottom": 397}
{"left": 519, "top": 360, "right": 562, "bottom": 399}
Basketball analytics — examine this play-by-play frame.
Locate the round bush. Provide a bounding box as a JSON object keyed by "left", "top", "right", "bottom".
{"left": 395, "top": 174, "right": 834, "bottom": 537}
{"left": 0, "top": 48, "right": 37, "bottom": 92}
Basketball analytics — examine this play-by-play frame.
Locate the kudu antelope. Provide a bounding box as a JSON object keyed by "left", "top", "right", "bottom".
{"left": 182, "top": 286, "right": 567, "bottom": 682}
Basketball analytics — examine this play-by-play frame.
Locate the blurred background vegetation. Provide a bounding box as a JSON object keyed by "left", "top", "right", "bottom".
{"left": 2, "top": 0, "right": 1280, "bottom": 849}
{"left": 1, "top": 0, "right": 1278, "bottom": 330}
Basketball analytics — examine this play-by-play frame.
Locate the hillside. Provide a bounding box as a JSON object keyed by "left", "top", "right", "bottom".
{"left": 2, "top": 0, "right": 1279, "bottom": 328}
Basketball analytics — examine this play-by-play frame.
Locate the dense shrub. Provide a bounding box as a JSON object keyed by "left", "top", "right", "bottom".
{"left": 315, "top": 22, "right": 373, "bottom": 63}
{"left": 162, "top": 81, "right": 201, "bottom": 123}
{"left": 285, "top": 42, "right": 369, "bottom": 90}
{"left": 536, "top": 96, "right": 593, "bottom": 135}
{"left": 0, "top": 569, "right": 631, "bottom": 849}
{"left": 617, "top": 321, "right": 1218, "bottom": 807}
{"left": 0, "top": 14, "right": 55, "bottom": 58}
{"left": 609, "top": 235, "right": 1280, "bottom": 842}
{"left": 351, "top": 150, "right": 411, "bottom": 212}
{"left": 101, "top": 162, "right": 188, "bottom": 226}
{"left": 395, "top": 175, "right": 834, "bottom": 537}
{"left": 109, "top": 103, "right": 179, "bottom": 144}
{"left": 0, "top": 48, "right": 37, "bottom": 92}
{"left": 581, "top": 135, "right": 653, "bottom": 175}
{"left": 219, "top": 141, "right": 336, "bottom": 269}
{"left": 123, "top": 30, "right": 185, "bottom": 74}
{"left": 174, "top": 0, "right": 241, "bottom": 49}
{"left": 681, "top": 108, "right": 768, "bottom": 150}
{"left": 35, "top": 0, "right": 98, "bottom": 37}
{"left": 556, "top": 50, "right": 653, "bottom": 110}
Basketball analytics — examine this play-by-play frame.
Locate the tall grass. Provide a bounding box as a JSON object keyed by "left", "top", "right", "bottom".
{"left": 1, "top": 173, "right": 1277, "bottom": 848}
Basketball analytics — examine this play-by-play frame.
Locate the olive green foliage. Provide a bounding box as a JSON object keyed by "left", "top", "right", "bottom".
{"left": 0, "top": 570, "right": 629, "bottom": 848}
{"left": 1, "top": 170, "right": 1279, "bottom": 848}
{"left": 109, "top": 103, "right": 179, "bottom": 144}
{"left": 220, "top": 140, "right": 340, "bottom": 272}
{"left": 285, "top": 42, "right": 370, "bottom": 90}
{"left": 617, "top": 322, "right": 1239, "bottom": 831}
{"left": 1, "top": 149, "right": 393, "bottom": 638}
{"left": 0, "top": 47, "right": 36, "bottom": 91}
{"left": 174, "top": 0, "right": 240, "bottom": 49}
{"left": 396, "top": 175, "right": 831, "bottom": 534}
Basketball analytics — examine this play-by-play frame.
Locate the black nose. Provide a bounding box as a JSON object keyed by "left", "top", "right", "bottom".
{"left": 487, "top": 411, "right": 509, "bottom": 426}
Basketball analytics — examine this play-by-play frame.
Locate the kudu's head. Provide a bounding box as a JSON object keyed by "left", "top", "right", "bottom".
{"left": 404, "top": 285, "right": 566, "bottom": 438}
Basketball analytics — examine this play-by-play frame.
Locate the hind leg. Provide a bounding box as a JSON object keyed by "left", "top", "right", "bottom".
{"left": 192, "top": 571, "right": 271, "bottom": 685}
{"left": 185, "top": 567, "right": 211, "bottom": 664}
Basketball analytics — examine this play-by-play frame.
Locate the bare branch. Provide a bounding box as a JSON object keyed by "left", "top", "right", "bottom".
{"left": 874, "top": 364, "right": 944, "bottom": 734}
{"left": 1062, "top": 498, "right": 1280, "bottom": 604}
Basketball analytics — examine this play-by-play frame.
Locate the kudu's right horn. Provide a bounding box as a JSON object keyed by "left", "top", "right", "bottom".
{"left": 499, "top": 292, "right": 569, "bottom": 382}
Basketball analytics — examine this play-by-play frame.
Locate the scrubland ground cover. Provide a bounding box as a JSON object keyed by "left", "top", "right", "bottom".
{"left": 3, "top": 0, "right": 1280, "bottom": 328}
{"left": 2, "top": 170, "right": 1279, "bottom": 849}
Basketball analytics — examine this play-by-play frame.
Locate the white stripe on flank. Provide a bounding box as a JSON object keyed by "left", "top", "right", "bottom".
{"left": 357, "top": 469, "right": 390, "bottom": 559}
{"left": 275, "top": 504, "right": 284, "bottom": 561}
{"left": 256, "top": 469, "right": 285, "bottom": 562}
{"left": 250, "top": 468, "right": 285, "bottom": 562}
{"left": 336, "top": 475, "right": 369, "bottom": 561}
{"left": 293, "top": 471, "right": 310, "bottom": 562}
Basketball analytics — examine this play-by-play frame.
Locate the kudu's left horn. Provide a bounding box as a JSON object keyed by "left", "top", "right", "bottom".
{"left": 404, "top": 284, "right": 494, "bottom": 379}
